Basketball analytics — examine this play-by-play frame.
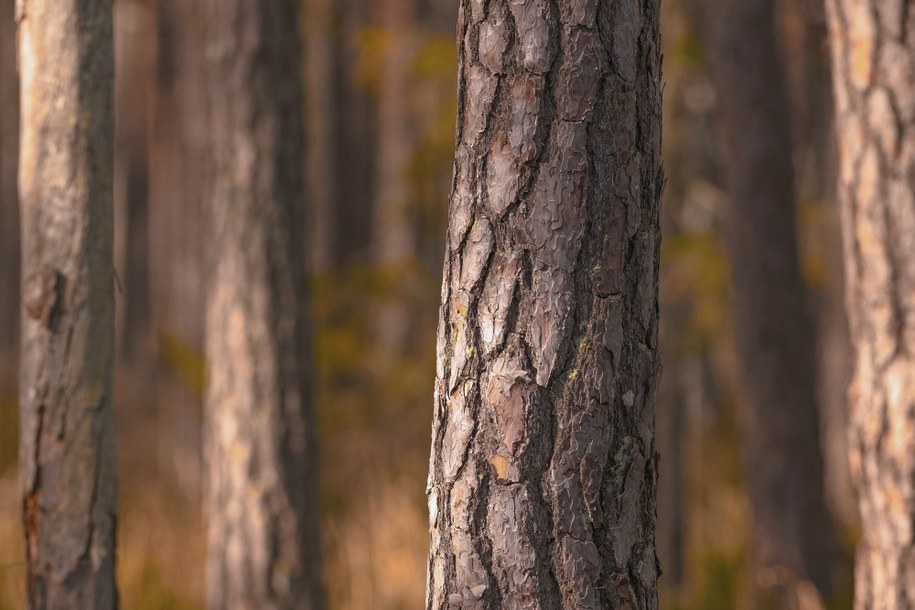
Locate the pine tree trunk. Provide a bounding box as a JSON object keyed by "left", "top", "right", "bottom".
{"left": 825, "top": 1, "right": 915, "bottom": 607}
{"left": 17, "top": 0, "right": 118, "bottom": 607}
{"left": 202, "top": 1, "right": 323, "bottom": 608}
{"left": 426, "top": 0, "right": 663, "bottom": 607}
{"left": 707, "top": 0, "right": 839, "bottom": 602}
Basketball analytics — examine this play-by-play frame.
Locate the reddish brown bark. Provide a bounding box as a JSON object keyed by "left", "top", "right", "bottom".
{"left": 426, "top": 0, "right": 664, "bottom": 607}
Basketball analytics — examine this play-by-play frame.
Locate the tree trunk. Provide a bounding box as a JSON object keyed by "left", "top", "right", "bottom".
{"left": 202, "top": 1, "right": 323, "bottom": 608}
{"left": 17, "top": 0, "right": 118, "bottom": 607}
{"left": 304, "top": 0, "right": 338, "bottom": 275}
{"left": 824, "top": 1, "right": 915, "bottom": 607}
{"left": 332, "top": 0, "right": 374, "bottom": 267}
{"left": 707, "top": 0, "right": 840, "bottom": 603}
{"left": 148, "top": 0, "right": 206, "bottom": 499}
{"left": 425, "top": 1, "right": 663, "bottom": 607}
{"left": 373, "top": 0, "right": 418, "bottom": 351}
{"left": 780, "top": 0, "right": 857, "bottom": 538}
{"left": 0, "top": 0, "right": 18, "bottom": 356}
{"left": 113, "top": 0, "right": 154, "bottom": 362}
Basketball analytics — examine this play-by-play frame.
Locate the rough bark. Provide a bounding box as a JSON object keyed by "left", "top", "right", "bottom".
{"left": 0, "top": 0, "right": 18, "bottom": 354}
{"left": 425, "top": 0, "right": 663, "bottom": 608}
{"left": 17, "top": 0, "right": 118, "bottom": 607}
{"left": 202, "top": 1, "right": 323, "bottom": 609}
{"left": 707, "top": 0, "right": 840, "bottom": 602}
{"left": 824, "top": 1, "right": 915, "bottom": 608}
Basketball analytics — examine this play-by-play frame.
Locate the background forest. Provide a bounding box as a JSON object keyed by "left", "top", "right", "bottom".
{"left": 0, "top": 0, "right": 856, "bottom": 608}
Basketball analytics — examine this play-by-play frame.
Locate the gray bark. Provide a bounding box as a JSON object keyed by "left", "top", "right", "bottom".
{"left": 707, "top": 0, "right": 840, "bottom": 603}
{"left": 426, "top": 0, "right": 664, "bottom": 607}
{"left": 202, "top": 1, "right": 323, "bottom": 609}
{"left": 825, "top": 1, "right": 915, "bottom": 608}
{"left": 17, "top": 0, "right": 118, "bottom": 607}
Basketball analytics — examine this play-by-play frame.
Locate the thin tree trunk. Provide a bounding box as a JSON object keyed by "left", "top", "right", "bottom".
{"left": 148, "top": 0, "right": 206, "bottom": 499}
{"left": 374, "top": 0, "right": 418, "bottom": 351}
{"left": 202, "top": 1, "right": 323, "bottom": 608}
{"left": 780, "top": 0, "right": 857, "bottom": 537}
{"left": 824, "top": 1, "right": 915, "bottom": 607}
{"left": 304, "top": 0, "right": 338, "bottom": 275}
{"left": 707, "top": 0, "right": 839, "bottom": 603}
{"left": 426, "top": 0, "right": 663, "bottom": 607}
{"left": 113, "top": 0, "right": 153, "bottom": 362}
{"left": 17, "top": 0, "right": 118, "bottom": 607}
{"left": 0, "top": 0, "right": 18, "bottom": 355}
{"left": 148, "top": 0, "right": 206, "bottom": 354}
{"left": 333, "top": 0, "right": 374, "bottom": 267}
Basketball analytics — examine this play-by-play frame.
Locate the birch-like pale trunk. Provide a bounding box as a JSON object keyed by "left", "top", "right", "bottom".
{"left": 17, "top": 0, "right": 118, "bottom": 607}
{"left": 426, "top": 0, "right": 663, "bottom": 607}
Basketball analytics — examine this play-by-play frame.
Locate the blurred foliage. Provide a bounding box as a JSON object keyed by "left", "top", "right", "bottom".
{"left": 313, "top": 260, "right": 439, "bottom": 609}
{"left": 0, "top": 479, "right": 24, "bottom": 610}
{"left": 157, "top": 331, "right": 206, "bottom": 401}
{"left": 354, "top": 26, "right": 390, "bottom": 94}
{"left": 410, "top": 35, "right": 458, "bottom": 264}
{"left": 117, "top": 489, "right": 205, "bottom": 610}
{"left": 317, "top": 22, "right": 456, "bottom": 606}
{"left": 797, "top": 198, "right": 835, "bottom": 291}
{"left": 121, "top": 561, "right": 200, "bottom": 610}
{"left": 663, "top": 231, "right": 730, "bottom": 352}
{"left": 0, "top": 393, "right": 16, "bottom": 475}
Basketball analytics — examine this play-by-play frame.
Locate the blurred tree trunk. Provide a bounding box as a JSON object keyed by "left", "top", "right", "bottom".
{"left": 0, "top": 0, "right": 17, "bottom": 358}
{"left": 373, "top": 0, "right": 417, "bottom": 351}
{"left": 304, "top": 0, "right": 338, "bottom": 274}
{"left": 825, "top": 1, "right": 915, "bottom": 607}
{"left": 426, "top": 0, "right": 663, "bottom": 607}
{"left": 708, "top": 0, "right": 839, "bottom": 603}
{"left": 780, "top": 0, "right": 857, "bottom": 537}
{"left": 17, "top": 0, "right": 118, "bottom": 607}
{"left": 333, "top": 0, "right": 374, "bottom": 267}
{"left": 202, "top": 0, "right": 323, "bottom": 608}
{"left": 149, "top": 0, "right": 205, "bottom": 352}
{"left": 657, "top": 293, "right": 689, "bottom": 592}
{"left": 113, "top": 0, "right": 154, "bottom": 362}
{"left": 148, "top": 0, "right": 206, "bottom": 498}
